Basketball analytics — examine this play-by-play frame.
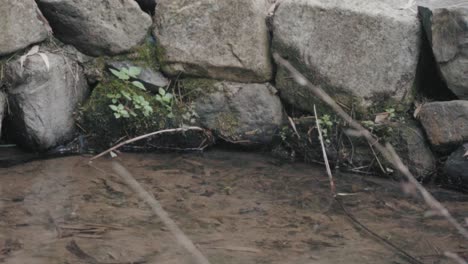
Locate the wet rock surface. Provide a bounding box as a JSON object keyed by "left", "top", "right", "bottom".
{"left": 153, "top": 0, "right": 273, "bottom": 82}
{"left": 393, "top": 121, "right": 436, "bottom": 179}
{"left": 0, "top": 0, "right": 50, "bottom": 56}
{"left": 418, "top": 100, "right": 468, "bottom": 152}
{"left": 419, "top": 0, "right": 468, "bottom": 99}
{"left": 273, "top": 0, "right": 421, "bottom": 113}
{"left": 445, "top": 144, "right": 468, "bottom": 191}
{"left": 4, "top": 50, "right": 89, "bottom": 151}
{"left": 36, "top": 0, "right": 152, "bottom": 56}
{"left": 0, "top": 92, "right": 6, "bottom": 139}
{"left": 194, "top": 81, "right": 284, "bottom": 145}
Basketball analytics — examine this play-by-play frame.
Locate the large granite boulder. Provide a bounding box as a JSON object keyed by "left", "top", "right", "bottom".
{"left": 153, "top": 0, "right": 273, "bottom": 83}
{"left": 417, "top": 100, "right": 468, "bottom": 152}
{"left": 273, "top": 0, "right": 421, "bottom": 114}
{"left": 4, "top": 49, "right": 89, "bottom": 151}
{"left": 192, "top": 80, "right": 284, "bottom": 145}
{"left": 418, "top": 0, "right": 468, "bottom": 99}
{"left": 444, "top": 143, "right": 468, "bottom": 191}
{"left": 36, "top": 0, "right": 152, "bottom": 56}
{"left": 0, "top": 0, "right": 50, "bottom": 56}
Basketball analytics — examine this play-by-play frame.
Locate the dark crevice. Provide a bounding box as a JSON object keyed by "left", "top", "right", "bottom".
{"left": 134, "top": 0, "right": 156, "bottom": 16}
{"left": 414, "top": 24, "right": 458, "bottom": 101}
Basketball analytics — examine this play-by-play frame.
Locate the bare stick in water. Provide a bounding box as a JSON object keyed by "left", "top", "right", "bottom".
{"left": 90, "top": 126, "right": 207, "bottom": 161}
{"left": 313, "top": 104, "right": 336, "bottom": 195}
{"left": 111, "top": 161, "right": 212, "bottom": 264}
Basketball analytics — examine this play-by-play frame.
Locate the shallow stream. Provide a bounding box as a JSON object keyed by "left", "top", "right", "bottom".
{"left": 0, "top": 150, "right": 467, "bottom": 264}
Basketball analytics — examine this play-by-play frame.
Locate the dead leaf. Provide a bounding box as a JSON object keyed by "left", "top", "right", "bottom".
{"left": 27, "top": 45, "right": 40, "bottom": 56}
{"left": 413, "top": 103, "right": 422, "bottom": 119}
{"left": 375, "top": 112, "right": 390, "bottom": 124}
{"left": 38, "top": 53, "right": 50, "bottom": 71}
{"left": 20, "top": 45, "right": 40, "bottom": 70}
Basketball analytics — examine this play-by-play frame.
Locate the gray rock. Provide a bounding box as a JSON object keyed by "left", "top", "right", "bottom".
{"left": 418, "top": 1, "right": 468, "bottom": 99}
{"left": 0, "top": 91, "right": 6, "bottom": 139}
{"left": 4, "top": 51, "right": 89, "bottom": 151}
{"left": 153, "top": 0, "right": 273, "bottom": 83}
{"left": 444, "top": 143, "right": 468, "bottom": 190}
{"left": 347, "top": 120, "right": 435, "bottom": 179}
{"left": 418, "top": 100, "right": 468, "bottom": 152}
{"left": 36, "top": 0, "right": 152, "bottom": 56}
{"left": 107, "top": 61, "right": 169, "bottom": 93}
{"left": 396, "top": 121, "right": 436, "bottom": 179}
{"left": 273, "top": 0, "right": 421, "bottom": 114}
{"left": 0, "top": 0, "right": 50, "bottom": 56}
{"left": 194, "top": 81, "right": 285, "bottom": 145}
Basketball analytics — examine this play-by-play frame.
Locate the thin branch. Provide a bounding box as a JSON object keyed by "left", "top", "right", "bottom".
{"left": 273, "top": 53, "right": 468, "bottom": 240}
{"left": 89, "top": 126, "right": 206, "bottom": 161}
{"left": 109, "top": 161, "right": 211, "bottom": 264}
{"left": 335, "top": 197, "right": 424, "bottom": 264}
{"left": 313, "top": 105, "right": 336, "bottom": 195}
{"left": 287, "top": 116, "right": 301, "bottom": 139}
{"left": 444, "top": 252, "right": 468, "bottom": 264}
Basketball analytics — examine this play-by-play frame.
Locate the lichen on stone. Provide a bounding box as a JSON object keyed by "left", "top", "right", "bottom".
{"left": 214, "top": 112, "right": 240, "bottom": 140}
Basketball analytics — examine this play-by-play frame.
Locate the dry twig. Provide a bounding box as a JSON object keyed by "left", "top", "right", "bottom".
{"left": 110, "top": 161, "right": 212, "bottom": 264}
{"left": 90, "top": 126, "right": 207, "bottom": 161}
{"left": 313, "top": 105, "right": 336, "bottom": 195}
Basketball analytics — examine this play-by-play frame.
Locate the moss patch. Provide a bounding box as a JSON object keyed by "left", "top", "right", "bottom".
{"left": 178, "top": 78, "right": 219, "bottom": 101}
{"left": 154, "top": 43, "right": 167, "bottom": 70}
{"left": 214, "top": 112, "right": 240, "bottom": 139}
{"left": 76, "top": 79, "right": 172, "bottom": 149}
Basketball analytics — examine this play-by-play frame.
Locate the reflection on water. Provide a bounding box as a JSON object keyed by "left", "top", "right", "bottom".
{"left": 0, "top": 151, "right": 467, "bottom": 264}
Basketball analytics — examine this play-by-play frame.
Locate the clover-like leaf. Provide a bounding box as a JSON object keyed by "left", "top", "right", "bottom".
{"left": 110, "top": 68, "right": 130, "bottom": 80}
{"left": 127, "top": 67, "right": 141, "bottom": 78}
{"left": 158, "top": 88, "right": 166, "bottom": 96}
{"left": 109, "top": 105, "right": 118, "bottom": 111}
{"left": 164, "top": 93, "right": 173, "bottom": 101}
{"left": 131, "top": 81, "right": 146, "bottom": 90}
{"left": 121, "top": 91, "right": 132, "bottom": 101}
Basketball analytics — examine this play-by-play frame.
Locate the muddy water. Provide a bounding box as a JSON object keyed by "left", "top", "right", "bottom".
{"left": 0, "top": 151, "right": 467, "bottom": 264}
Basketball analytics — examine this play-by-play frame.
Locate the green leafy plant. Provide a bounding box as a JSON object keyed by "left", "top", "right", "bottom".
{"left": 109, "top": 66, "right": 147, "bottom": 91}
{"left": 109, "top": 104, "right": 131, "bottom": 119}
{"left": 317, "top": 114, "right": 334, "bottom": 144}
{"left": 106, "top": 66, "right": 173, "bottom": 119}
{"left": 106, "top": 66, "right": 176, "bottom": 120}
{"left": 155, "top": 87, "right": 174, "bottom": 118}
{"left": 110, "top": 66, "right": 139, "bottom": 80}
{"left": 385, "top": 108, "right": 396, "bottom": 120}
{"left": 181, "top": 103, "right": 199, "bottom": 125}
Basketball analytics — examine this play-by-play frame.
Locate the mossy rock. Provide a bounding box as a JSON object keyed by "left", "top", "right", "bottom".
{"left": 77, "top": 80, "right": 164, "bottom": 146}
{"left": 76, "top": 79, "right": 209, "bottom": 150}
{"left": 178, "top": 78, "right": 219, "bottom": 102}
{"left": 82, "top": 37, "right": 161, "bottom": 82}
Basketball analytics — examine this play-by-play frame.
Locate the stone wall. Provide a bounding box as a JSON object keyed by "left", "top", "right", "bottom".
{"left": 0, "top": 0, "right": 467, "bottom": 188}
